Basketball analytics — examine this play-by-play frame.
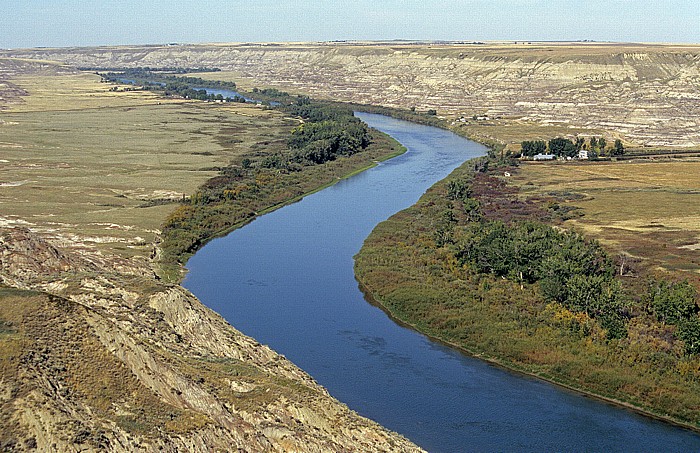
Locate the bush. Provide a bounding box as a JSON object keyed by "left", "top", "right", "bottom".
{"left": 649, "top": 280, "right": 699, "bottom": 324}
{"left": 678, "top": 318, "right": 700, "bottom": 355}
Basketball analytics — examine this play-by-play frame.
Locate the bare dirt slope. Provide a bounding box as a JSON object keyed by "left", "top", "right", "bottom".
{"left": 0, "top": 229, "right": 421, "bottom": 452}
{"left": 0, "top": 59, "right": 421, "bottom": 452}
{"left": 4, "top": 42, "right": 700, "bottom": 148}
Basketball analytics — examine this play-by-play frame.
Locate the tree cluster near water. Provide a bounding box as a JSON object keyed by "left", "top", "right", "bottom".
{"left": 252, "top": 87, "right": 289, "bottom": 98}
{"left": 443, "top": 177, "right": 629, "bottom": 338}
{"left": 100, "top": 68, "right": 246, "bottom": 102}
{"left": 520, "top": 136, "right": 623, "bottom": 158}
{"left": 162, "top": 81, "right": 245, "bottom": 102}
{"left": 279, "top": 97, "right": 372, "bottom": 166}
{"left": 647, "top": 281, "right": 700, "bottom": 354}
{"left": 355, "top": 156, "right": 700, "bottom": 426}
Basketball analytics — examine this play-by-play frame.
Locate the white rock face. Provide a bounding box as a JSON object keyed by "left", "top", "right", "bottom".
{"left": 8, "top": 43, "right": 696, "bottom": 147}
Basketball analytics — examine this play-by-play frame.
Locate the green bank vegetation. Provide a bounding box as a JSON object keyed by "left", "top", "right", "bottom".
{"left": 520, "top": 137, "right": 624, "bottom": 158}
{"left": 159, "top": 98, "right": 404, "bottom": 280}
{"left": 355, "top": 156, "right": 700, "bottom": 428}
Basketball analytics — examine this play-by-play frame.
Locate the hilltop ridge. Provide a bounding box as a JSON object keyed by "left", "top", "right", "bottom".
{"left": 4, "top": 41, "right": 700, "bottom": 148}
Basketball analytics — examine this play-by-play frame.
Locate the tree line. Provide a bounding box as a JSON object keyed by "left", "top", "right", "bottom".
{"left": 438, "top": 172, "right": 700, "bottom": 352}
{"left": 100, "top": 68, "right": 245, "bottom": 102}
{"left": 521, "top": 136, "right": 624, "bottom": 158}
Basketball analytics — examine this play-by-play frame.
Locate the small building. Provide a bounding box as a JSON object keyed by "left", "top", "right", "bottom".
{"left": 578, "top": 150, "right": 589, "bottom": 160}
{"left": 533, "top": 153, "right": 555, "bottom": 161}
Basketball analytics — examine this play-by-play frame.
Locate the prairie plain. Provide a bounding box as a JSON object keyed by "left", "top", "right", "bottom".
{"left": 6, "top": 41, "right": 699, "bottom": 149}
{"left": 0, "top": 62, "right": 294, "bottom": 262}
{"left": 514, "top": 159, "right": 700, "bottom": 281}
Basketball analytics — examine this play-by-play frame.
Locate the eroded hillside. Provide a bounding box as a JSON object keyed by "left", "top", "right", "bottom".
{"left": 0, "top": 229, "right": 421, "bottom": 452}
{"left": 0, "top": 60, "right": 421, "bottom": 452}
{"left": 4, "top": 42, "right": 700, "bottom": 147}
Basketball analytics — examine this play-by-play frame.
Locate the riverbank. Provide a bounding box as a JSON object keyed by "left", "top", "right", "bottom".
{"left": 158, "top": 126, "right": 406, "bottom": 282}
{"left": 0, "top": 63, "right": 422, "bottom": 451}
{"left": 354, "top": 156, "right": 700, "bottom": 432}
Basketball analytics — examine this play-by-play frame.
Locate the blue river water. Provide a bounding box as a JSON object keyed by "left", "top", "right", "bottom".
{"left": 116, "top": 79, "right": 279, "bottom": 104}
{"left": 183, "top": 113, "right": 700, "bottom": 452}
{"left": 191, "top": 86, "right": 254, "bottom": 102}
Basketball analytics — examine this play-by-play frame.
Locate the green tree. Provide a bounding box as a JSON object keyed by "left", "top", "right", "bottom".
{"left": 598, "top": 137, "right": 607, "bottom": 153}
{"left": 678, "top": 318, "right": 700, "bottom": 355}
{"left": 548, "top": 138, "right": 576, "bottom": 157}
{"left": 521, "top": 140, "right": 547, "bottom": 157}
{"left": 649, "top": 280, "right": 698, "bottom": 324}
{"left": 447, "top": 178, "right": 471, "bottom": 200}
{"left": 612, "top": 139, "right": 625, "bottom": 156}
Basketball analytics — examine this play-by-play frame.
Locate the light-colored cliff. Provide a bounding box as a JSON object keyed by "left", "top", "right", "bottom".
{"left": 5, "top": 42, "right": 700, "bottom": 147}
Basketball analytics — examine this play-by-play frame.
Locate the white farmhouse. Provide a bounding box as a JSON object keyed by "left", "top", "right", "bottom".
{"left": 533, "top": 153, "right": 555, "bottom": 161}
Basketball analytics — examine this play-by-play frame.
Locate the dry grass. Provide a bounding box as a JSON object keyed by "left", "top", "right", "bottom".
{"left": 0, "top": 286, "right": 210, "bottom": 446}
{"left": 0, "top": 71, "right": 295, "bottom": 259}
{"left": 514, "top": 159, "right": 700, "bottom": 277}
{"left": 7, "top": 72, "right": 172, "bottom": 112}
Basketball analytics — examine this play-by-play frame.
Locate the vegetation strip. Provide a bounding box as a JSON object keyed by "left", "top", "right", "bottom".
{"left": 355, "top": 156, "right": 700, "bottom": 430}
{"left": 157, "top": 91, "right": 406, "bottom": 281}
{"left": 74, "top": 70, "right": 700, "bottom": 430}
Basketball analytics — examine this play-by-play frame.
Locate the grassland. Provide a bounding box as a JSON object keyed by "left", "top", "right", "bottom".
{"left": 513, "top": 160, "right": 700, "bottom": 280}
{"left": 0, "top": 69, "right": 297, "bottom": 262}
{"left": 355, "top": 156, "right": 700, "bottom": 430}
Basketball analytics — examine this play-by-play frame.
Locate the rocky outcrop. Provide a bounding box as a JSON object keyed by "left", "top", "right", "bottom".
{"left": 0, "top": 226, "right": 423, "bottom": 452}
{"left": 0, "top": 57, "right": 74, "bottom": 109}
{"left": 4, "top": 42, "right": 700, "bottom": 147}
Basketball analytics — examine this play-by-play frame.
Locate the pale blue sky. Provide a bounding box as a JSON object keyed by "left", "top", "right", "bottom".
{"left": 2, "top": 0, "right": 698, "bottom": 49}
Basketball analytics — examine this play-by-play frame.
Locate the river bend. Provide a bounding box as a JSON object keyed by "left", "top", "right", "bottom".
{"left": 184, "top": 113, "right": 700, "bottom": 452}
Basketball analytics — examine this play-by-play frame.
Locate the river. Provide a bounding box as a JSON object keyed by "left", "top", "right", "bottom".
{"left": 116, "top": 79, "right": 279, "bottom": 105}
{"left": 192, "top": 86, "right": 281, "bottom": 106}
{"left": 183, "top": 113, "right": 700, "bottom": 452}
